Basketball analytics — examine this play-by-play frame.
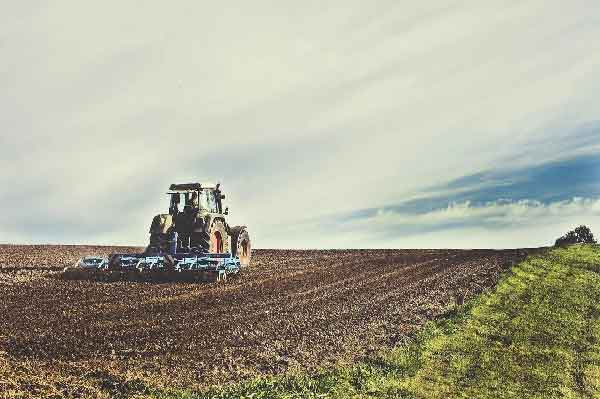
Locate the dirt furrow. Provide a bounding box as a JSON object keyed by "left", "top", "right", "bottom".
{"left": 0, "top": 245, "right": 536, "bottom": 388}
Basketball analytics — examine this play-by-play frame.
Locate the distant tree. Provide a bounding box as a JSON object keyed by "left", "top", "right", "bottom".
{"left": 555, "top": 225, "right": 597, "bottom": 247}
{"left": 574, "top": 225, "right": 596, "bottom": 244}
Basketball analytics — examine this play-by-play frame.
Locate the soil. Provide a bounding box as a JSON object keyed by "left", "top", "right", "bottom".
{"left": 0, "top": 245, "right": 538, "bottom": 395}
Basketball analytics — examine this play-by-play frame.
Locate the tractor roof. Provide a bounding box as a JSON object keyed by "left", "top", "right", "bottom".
{"left": 169, "top": 182, "right": 217, "bottom": 192}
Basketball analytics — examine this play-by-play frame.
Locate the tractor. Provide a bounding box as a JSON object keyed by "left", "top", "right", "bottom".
{"left": 63, "top": 182, "right": 251, "bottom": 282}
{"left": 147, "top": 182, "right": 251, "bottom": 266}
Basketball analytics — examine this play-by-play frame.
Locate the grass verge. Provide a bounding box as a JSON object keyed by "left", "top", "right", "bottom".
{"left": 153, "top": 245, "right": 600, "bottom": 399}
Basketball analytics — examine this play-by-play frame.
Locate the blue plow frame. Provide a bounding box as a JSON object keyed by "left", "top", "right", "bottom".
{"left": 76, "top": 251, "right": 241, "bottom": 282}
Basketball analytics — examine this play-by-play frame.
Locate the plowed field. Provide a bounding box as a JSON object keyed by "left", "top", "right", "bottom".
{"left": 0, "top": 245, "right": 534, "bottom": 395}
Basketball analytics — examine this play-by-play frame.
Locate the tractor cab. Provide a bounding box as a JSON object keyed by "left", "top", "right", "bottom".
{"left": 167, "top": 183, "right": 226, "bottom": 216}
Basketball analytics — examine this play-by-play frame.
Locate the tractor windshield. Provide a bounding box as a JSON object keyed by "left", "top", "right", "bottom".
{"left": 168, "top": 190, "right": 216, "bottom": 213}
{"left": 200, "top": 190, "right": 218, "bottom": 212}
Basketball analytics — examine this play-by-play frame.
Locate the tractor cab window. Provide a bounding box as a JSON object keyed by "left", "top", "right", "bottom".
{"left": 185, "top": 192, "right": 199, "bottom": 208}
{"left": 200, "top": 190, "right": 218, "bottom": 213}
{"left": 169, "top": 193, "right": 181, "bottom": 214}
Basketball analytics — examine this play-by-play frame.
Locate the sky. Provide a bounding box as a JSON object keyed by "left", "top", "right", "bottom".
{"left": 1, "top": 1, "right": 599, "bottom": 249}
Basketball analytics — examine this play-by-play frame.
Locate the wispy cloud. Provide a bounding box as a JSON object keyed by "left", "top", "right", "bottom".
{"left": 354, "top": 198, "right": 600, "bottom": 234}
{"left": 276, "top": 196, "right": 600, "bottom": 249}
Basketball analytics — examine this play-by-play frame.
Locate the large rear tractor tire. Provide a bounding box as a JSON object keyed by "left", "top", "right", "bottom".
{"left": 191, "top": 220, "right": 230, "bottom": 254}
{"left": 147, "top": 232, "right": 169, "bottom": 254}
{"left": 231, "top": 226, "right": 251, "bottom": 267}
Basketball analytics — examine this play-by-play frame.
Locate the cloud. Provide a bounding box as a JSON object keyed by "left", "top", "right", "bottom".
{"left": 1, "top": 1, "right": 600, "bottom": 247}
{"left": 273, "top": 197, "right": 600, "bottom": 249}
{"left": 271, "top": 153, "right": 600, "bottom": 248}
{"left": 338, "top": 152, "right": 600, "bottom": 222}
{"left": 365, "top": 198, "right": 600, "bottom": 232}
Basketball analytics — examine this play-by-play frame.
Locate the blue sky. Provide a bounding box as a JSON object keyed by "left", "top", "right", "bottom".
{"left": 1, "top": 1, "right": 599, "bottom": 248}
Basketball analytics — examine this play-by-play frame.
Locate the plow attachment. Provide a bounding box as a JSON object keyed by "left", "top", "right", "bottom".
{"left": 63, "top": 252, "right": 241, "bottom": 283}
